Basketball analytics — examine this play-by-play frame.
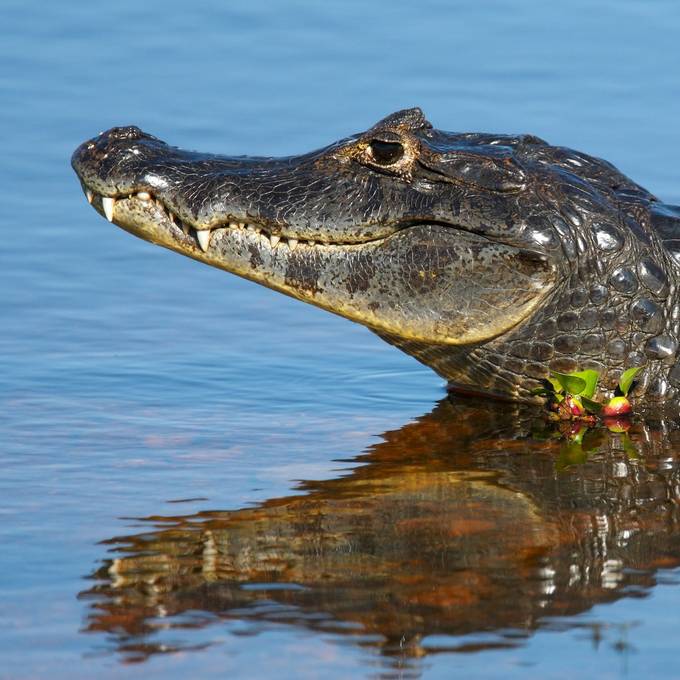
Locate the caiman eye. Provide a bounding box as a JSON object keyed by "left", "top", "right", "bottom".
{"left": 369, "top": 140, "right": 404, "bottom": 165}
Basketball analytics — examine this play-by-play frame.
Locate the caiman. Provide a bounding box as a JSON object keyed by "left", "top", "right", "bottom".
{"left": 71, "top": 108, "right": 680, "bottom": 404}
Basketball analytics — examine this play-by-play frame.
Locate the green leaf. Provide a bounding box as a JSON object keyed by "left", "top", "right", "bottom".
{"left": 531, "top": 378, "right": 560, "bottom": 396}
{"left": 619, "top": 366, "right": 643, "bottom": 396}
{"left": 569, "top": 370, "right": 600, "bottom": 399}
{"left": 547, "top": 376, "right": 564, "bottom": 394}
{"left": 569, "top": 426, "right": 587, "bottom": 445}
{"left": 622, "top": 433, "right": 640, "bottom": 460}
{"left": 581, "top": 396, "right": 603, "bottom": 414}
{"left": 549, "top": 371, "right": 587, "bottom": 396}
{"left": 581, "top": 428, "right": 606, "bottom": 453}
{"left": 556, "top": 440, "right": 589, "bottom": 470}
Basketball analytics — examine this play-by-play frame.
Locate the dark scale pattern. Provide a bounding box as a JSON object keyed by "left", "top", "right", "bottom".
{"left": 607, "top": 338, "right": 626, "bottom": 359}
{"left": 72, "top": 108, "right": 680, "bottom": 405}
{"left": 592, "top": 223, "right": 624, "bottom": 252}
{"left": 638, "top": 258, "right": 669, "bottom": 297}
{"left": 645, "top": 335, "right": 678, "bottom": 361}
{"left": 589, "top": 285, "right": 608, "bottom": 304}
{"left": 631, "top": 298, "right": 664, "bottom": 333}
{"left": 610, "top": 267, "right": 639, "bottom": 294}
{"left": 600, "top": 308, "right": 618, "bottom": 330}
{"left": 579, "top": 307, "right": 599, "bottom": 329}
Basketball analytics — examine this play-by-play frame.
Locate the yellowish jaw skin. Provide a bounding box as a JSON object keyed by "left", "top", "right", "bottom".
{"left": 86, "top": 188, "right": 555, "bottom": 347}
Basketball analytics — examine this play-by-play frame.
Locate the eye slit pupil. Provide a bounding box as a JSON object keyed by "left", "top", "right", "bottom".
{"left": 369, "top": 140, "right": 404, "bottom": 165}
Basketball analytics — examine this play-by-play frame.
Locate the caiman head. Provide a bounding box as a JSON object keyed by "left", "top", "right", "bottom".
{"left": 72, "top": 108, "right": 674, "bottom": 402}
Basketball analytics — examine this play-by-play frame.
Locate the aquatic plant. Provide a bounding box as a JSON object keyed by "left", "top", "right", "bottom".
{"left": 533, "top": 366, "right": 643, "bottom": 424}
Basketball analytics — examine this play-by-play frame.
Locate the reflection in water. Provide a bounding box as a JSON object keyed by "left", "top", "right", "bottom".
{"left": 80, "top": 399, "right": 680, "bottom": 669}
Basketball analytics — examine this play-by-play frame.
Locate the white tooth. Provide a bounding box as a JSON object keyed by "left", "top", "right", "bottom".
{"left": 270, "top": 234, "right": 280, "bottom": 247}
{"left": 102, "top": 196, "right": 116, "bottom": 222}
{"left": 246, "top": 225, "right": 255, "bottom": 231}
{"left": 308, "top": 240, "right": 316, "bottom": 246}
{"left": 168, "top": 212, "right": 175, "bottom": 224}
{"left": 136, "top": 191, "right": 151, "bottom": 201}
{"left": 288, "top": 238, "right": 298, "bottom": 252}
{"left": 181, "top": 221, "right": 190, "bottom": 235}
{"left": 196, "top": 229, "right": 211, "bottom": 252}
{"left": 229, "top": 222, "right": 238, "bottom": 229}
{"left": 238, "top": 222, "right": 245, "bottom": 228}
{"left": 86, "top": 189, "right": 94, "bottom": 204}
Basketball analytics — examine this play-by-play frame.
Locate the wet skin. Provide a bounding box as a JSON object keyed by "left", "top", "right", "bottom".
{"left": 72, "top": 109, "right": 680, "bottom": 403}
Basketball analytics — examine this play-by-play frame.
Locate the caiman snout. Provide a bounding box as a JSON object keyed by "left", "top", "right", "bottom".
{"left": 102, "top": 125, "right": 146, "bottom": 141}
{"left": 72, "top": 126, "right": 160, "bottom": 170}
{"left": 72, "top": 125, "right": 173, "bottom": 217}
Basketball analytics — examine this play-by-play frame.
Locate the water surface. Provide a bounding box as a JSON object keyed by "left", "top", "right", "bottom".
{"left": 3, "top": 1, "right": 680, "bottom": 678}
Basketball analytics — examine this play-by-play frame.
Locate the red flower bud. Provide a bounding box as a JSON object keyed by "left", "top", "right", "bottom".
{"left": 562, "top": 395, "right": 585, "bottom": 417}
{"left": 602, "top": 396, "right": 632, "bottom": 416}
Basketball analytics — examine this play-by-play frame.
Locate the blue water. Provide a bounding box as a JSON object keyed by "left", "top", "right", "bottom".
{"left": 3, "top": 1, "right": 680, "bottom": 678}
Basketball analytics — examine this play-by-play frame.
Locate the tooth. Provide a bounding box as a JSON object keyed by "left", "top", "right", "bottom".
{"left": 102, "top": 196, "right": 116, "bottom": 222}
{"left": 229, "top": 222, "right": 238, "bottom": 229}
{"left": 308, "top": 240, "right": 316, "bottom": 246}
{"left": 86, "top": 189, "right": 94, "bottom": 204}
{"left": 238, "top": 222, "right": 245, "bottom": 228}
{"left": 270, "top": 235, "right": 280, "bottom": 247}
{"left": 288, "top": 238, "right": 298, "bottom": 252}
{"left": 246, "top": 225, "right": 255, "bottom": 231}
{"left": 137, "top": 191, "right": 151, "bottom": 201}
{"left": 196, "top": 229, "right": 211, "bottom": 252}
{"left": 181, "top": 221, "right": 190, "bottom": 235}
{"left": 168, "top": 212, "right": 175, "bottom": 224}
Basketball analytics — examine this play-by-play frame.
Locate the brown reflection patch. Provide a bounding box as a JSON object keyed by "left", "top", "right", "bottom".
{"left": 79, "top": 399, "right": 680, "bottom": 665}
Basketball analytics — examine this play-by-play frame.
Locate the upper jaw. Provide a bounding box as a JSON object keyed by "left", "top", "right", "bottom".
{"left": 71, "top": 128, "right": 283, "bottom": 245}
{"left": 80, "top": 187, "right": 361, "bottom": 254}
{"left": 72, "top": 125, "right": 553, "bottom": 259}
{"left": 72, "top": 127, "right": 405, "bottom": 247}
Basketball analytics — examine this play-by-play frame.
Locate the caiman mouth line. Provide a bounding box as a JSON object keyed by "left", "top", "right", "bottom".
{"left": 82, "top": 186, "right": 390, "bottom": 253}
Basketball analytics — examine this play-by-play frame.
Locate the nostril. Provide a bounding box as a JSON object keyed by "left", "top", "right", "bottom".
{"left": 104, "top": 126, "right": 145, "bottom": 141}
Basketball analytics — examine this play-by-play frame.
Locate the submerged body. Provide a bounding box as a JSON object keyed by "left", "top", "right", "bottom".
{"left": 72, "top": 109, "right": 680, "bottom": 404}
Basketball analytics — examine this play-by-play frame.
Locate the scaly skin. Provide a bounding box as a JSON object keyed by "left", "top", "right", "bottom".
{"left": 72, "top": 108, "right": 680, "bottom": 404}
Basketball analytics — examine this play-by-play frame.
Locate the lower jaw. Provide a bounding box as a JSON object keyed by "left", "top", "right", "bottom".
{"left": 103, "top": 204, "right": 462, "bottom": 346}
{"left": 103, "top": 199, "right": 388, "bottom": 310}
{"left": 96, "top": 199, "right": 538, "bottom": 350}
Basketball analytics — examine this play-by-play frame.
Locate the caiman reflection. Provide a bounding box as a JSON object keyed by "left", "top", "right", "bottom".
{"left": 81, "top": 402, "right": 680, "bottom": 667}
